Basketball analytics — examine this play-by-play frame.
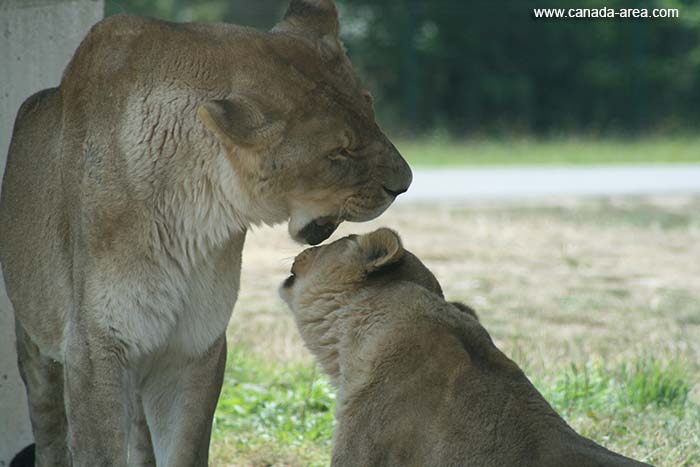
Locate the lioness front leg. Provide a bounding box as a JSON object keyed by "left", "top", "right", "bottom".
{"left": 64, "top": 320, "right": 128, "bottom": 466}
{"left": 125, "top": 390, "right": 155, "bottom": 466}
{"left": 142, "top": 335, "right": 227, "bottom": 467}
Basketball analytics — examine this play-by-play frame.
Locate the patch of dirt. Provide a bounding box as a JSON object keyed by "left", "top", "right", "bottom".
{"left": 229, "top": 196, "right": 700, "bottom": 378}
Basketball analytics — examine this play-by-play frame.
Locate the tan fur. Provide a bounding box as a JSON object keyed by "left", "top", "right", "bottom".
{"left": 0, "top": 1, "right": 411, "bottom": 465}
{"left": 280, "top": 229, "right": 654, "bottom": 467}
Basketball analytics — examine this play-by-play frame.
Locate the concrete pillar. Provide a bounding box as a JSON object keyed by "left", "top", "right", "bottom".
{"left": 0, "top": 1, "right": 103, "bottom": 464}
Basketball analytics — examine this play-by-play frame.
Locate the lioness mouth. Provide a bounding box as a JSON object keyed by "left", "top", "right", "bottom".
{"left": 299, "top": 217, "right": 339, "bottom": 245}
{"left": 283, "top": 273, "right": 296, "bottom": 288}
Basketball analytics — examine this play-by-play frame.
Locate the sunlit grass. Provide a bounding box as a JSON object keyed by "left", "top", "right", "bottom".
{"left": 211, "top": 351, "right": 699, "bottom": 467}
{"left": 396, "top": 137, "right": 700, "bottom": 166}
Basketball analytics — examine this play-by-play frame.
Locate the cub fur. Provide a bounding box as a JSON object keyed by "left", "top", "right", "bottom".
{"left": 280, "top": 229, "right": 653, "bottom": 467}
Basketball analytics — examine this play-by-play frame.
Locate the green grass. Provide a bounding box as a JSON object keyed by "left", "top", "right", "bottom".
{"left": 212, "top": 351, "right": 334, "bottom": 466}
{"left": 396, "top": 137, "right": 700, "bottom": 166}
{"left": 533, "top": 358, "right": 700, "bottom": 466}
{"left": 213, "top": 351, "right": 699, "bottom": 466}
{"left": 537, "top": 357, "right": 690, "bottom": 413}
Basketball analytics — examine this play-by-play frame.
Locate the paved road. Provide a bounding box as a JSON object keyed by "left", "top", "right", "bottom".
{"left": 399, "top": 164, "right": 700, "bottom": 201}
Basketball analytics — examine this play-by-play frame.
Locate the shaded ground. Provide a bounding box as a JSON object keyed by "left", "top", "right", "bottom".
{"left": 213, "top": 196, "right": 700, "bottom": 467}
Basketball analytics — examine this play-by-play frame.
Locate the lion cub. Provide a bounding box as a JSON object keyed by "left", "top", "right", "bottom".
{"left": 280, "top": 228, "right": 653, "bottom": 467}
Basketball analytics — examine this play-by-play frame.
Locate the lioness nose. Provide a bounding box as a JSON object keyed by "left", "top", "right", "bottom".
{"left": 385, "top": 150, "right": 412, "bottom": 195}
{"left": 383, "top": 186, "right": 408, "bottom": 198}
{"left": 378, "top": 132, "right": 413, "bottom": 196}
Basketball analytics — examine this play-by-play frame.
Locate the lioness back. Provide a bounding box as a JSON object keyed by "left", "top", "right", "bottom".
{"left": 0, "top": 88, "right": 72, "bottom": 358}
{"left": 281, "top": 228, "right": 654, "bottom": 467}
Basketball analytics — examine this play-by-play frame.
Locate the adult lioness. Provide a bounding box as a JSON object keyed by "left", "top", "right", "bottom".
{"left": 0, "top": 1, "right": 411, "bottom": 465}
{"left": 280, "top": 229, "right": 653, "bottom": 467}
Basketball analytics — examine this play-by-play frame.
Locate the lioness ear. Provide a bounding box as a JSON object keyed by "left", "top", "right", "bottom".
{"left": 272, "top": 0, "right": 342, "bottom": 54}
{"left": 197, "top": 97, "right": 285, "bottom": 150}
{"left": 359, "top": 228, "right": 405, "bottom": 274}
{"left": 450, "top": 302, "right": 480, "bottom": 322}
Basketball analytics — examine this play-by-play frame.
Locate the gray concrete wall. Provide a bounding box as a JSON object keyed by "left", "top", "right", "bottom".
{"left": 0, "top": 1, "right": 103, "bottom": 464}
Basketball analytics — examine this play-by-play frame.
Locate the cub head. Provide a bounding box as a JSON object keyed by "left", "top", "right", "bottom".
{"left": 198, "top": 0, "right": 412, "bottom": 245}
{"left": 280, "top": 228, "right": 443, "bottom": 312}
{"left": 280, "top": 228, "right": 486, "bottom": 388}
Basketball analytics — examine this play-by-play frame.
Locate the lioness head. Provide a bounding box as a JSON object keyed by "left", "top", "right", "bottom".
{"left": 197, "top": 0, "right": 412, "bottom": 245}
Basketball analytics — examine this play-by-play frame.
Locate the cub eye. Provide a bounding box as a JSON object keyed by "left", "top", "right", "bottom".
{"left": 328, "top": 148, "right": 353, "bottom": 162}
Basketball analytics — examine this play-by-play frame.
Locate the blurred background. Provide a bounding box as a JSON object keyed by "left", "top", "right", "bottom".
{"left": 103, "top": 0, "right": 700, "bottom": 163}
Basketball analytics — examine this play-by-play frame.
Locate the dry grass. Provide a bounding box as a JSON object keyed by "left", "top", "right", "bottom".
{"left": 215, "top": 195, "right": 700, "bottom": 467}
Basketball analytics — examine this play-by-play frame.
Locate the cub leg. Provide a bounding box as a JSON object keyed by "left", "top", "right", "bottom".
{"left": 15, "top": 324, "right": 70, "bottom": 467}
{"left": 63, "top": 319, "right": 128, "bottom": 466}
{"left": 142, "top": 335, "right": 227, "bottom": 467}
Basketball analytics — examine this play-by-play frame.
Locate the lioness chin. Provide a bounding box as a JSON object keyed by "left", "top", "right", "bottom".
{"left": 280, "top": 229, "right": 654, "bottom": 467}
{"left": 0, "top": 1, "right": 411, "bottom": 465}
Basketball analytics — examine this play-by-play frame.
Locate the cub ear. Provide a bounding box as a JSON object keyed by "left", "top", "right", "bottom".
{"left": 197, "top": 96, "right": 285, "bottom": 150}
{"left": 273, "top": 0, "right": 342, "bottom": 53}
{"left": 359, "top": 228, "right": 405, "bottom": 274}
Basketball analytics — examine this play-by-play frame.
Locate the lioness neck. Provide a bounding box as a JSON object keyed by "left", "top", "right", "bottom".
{"left": 153, "top": 148, "right": 250, "bottom": 269}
